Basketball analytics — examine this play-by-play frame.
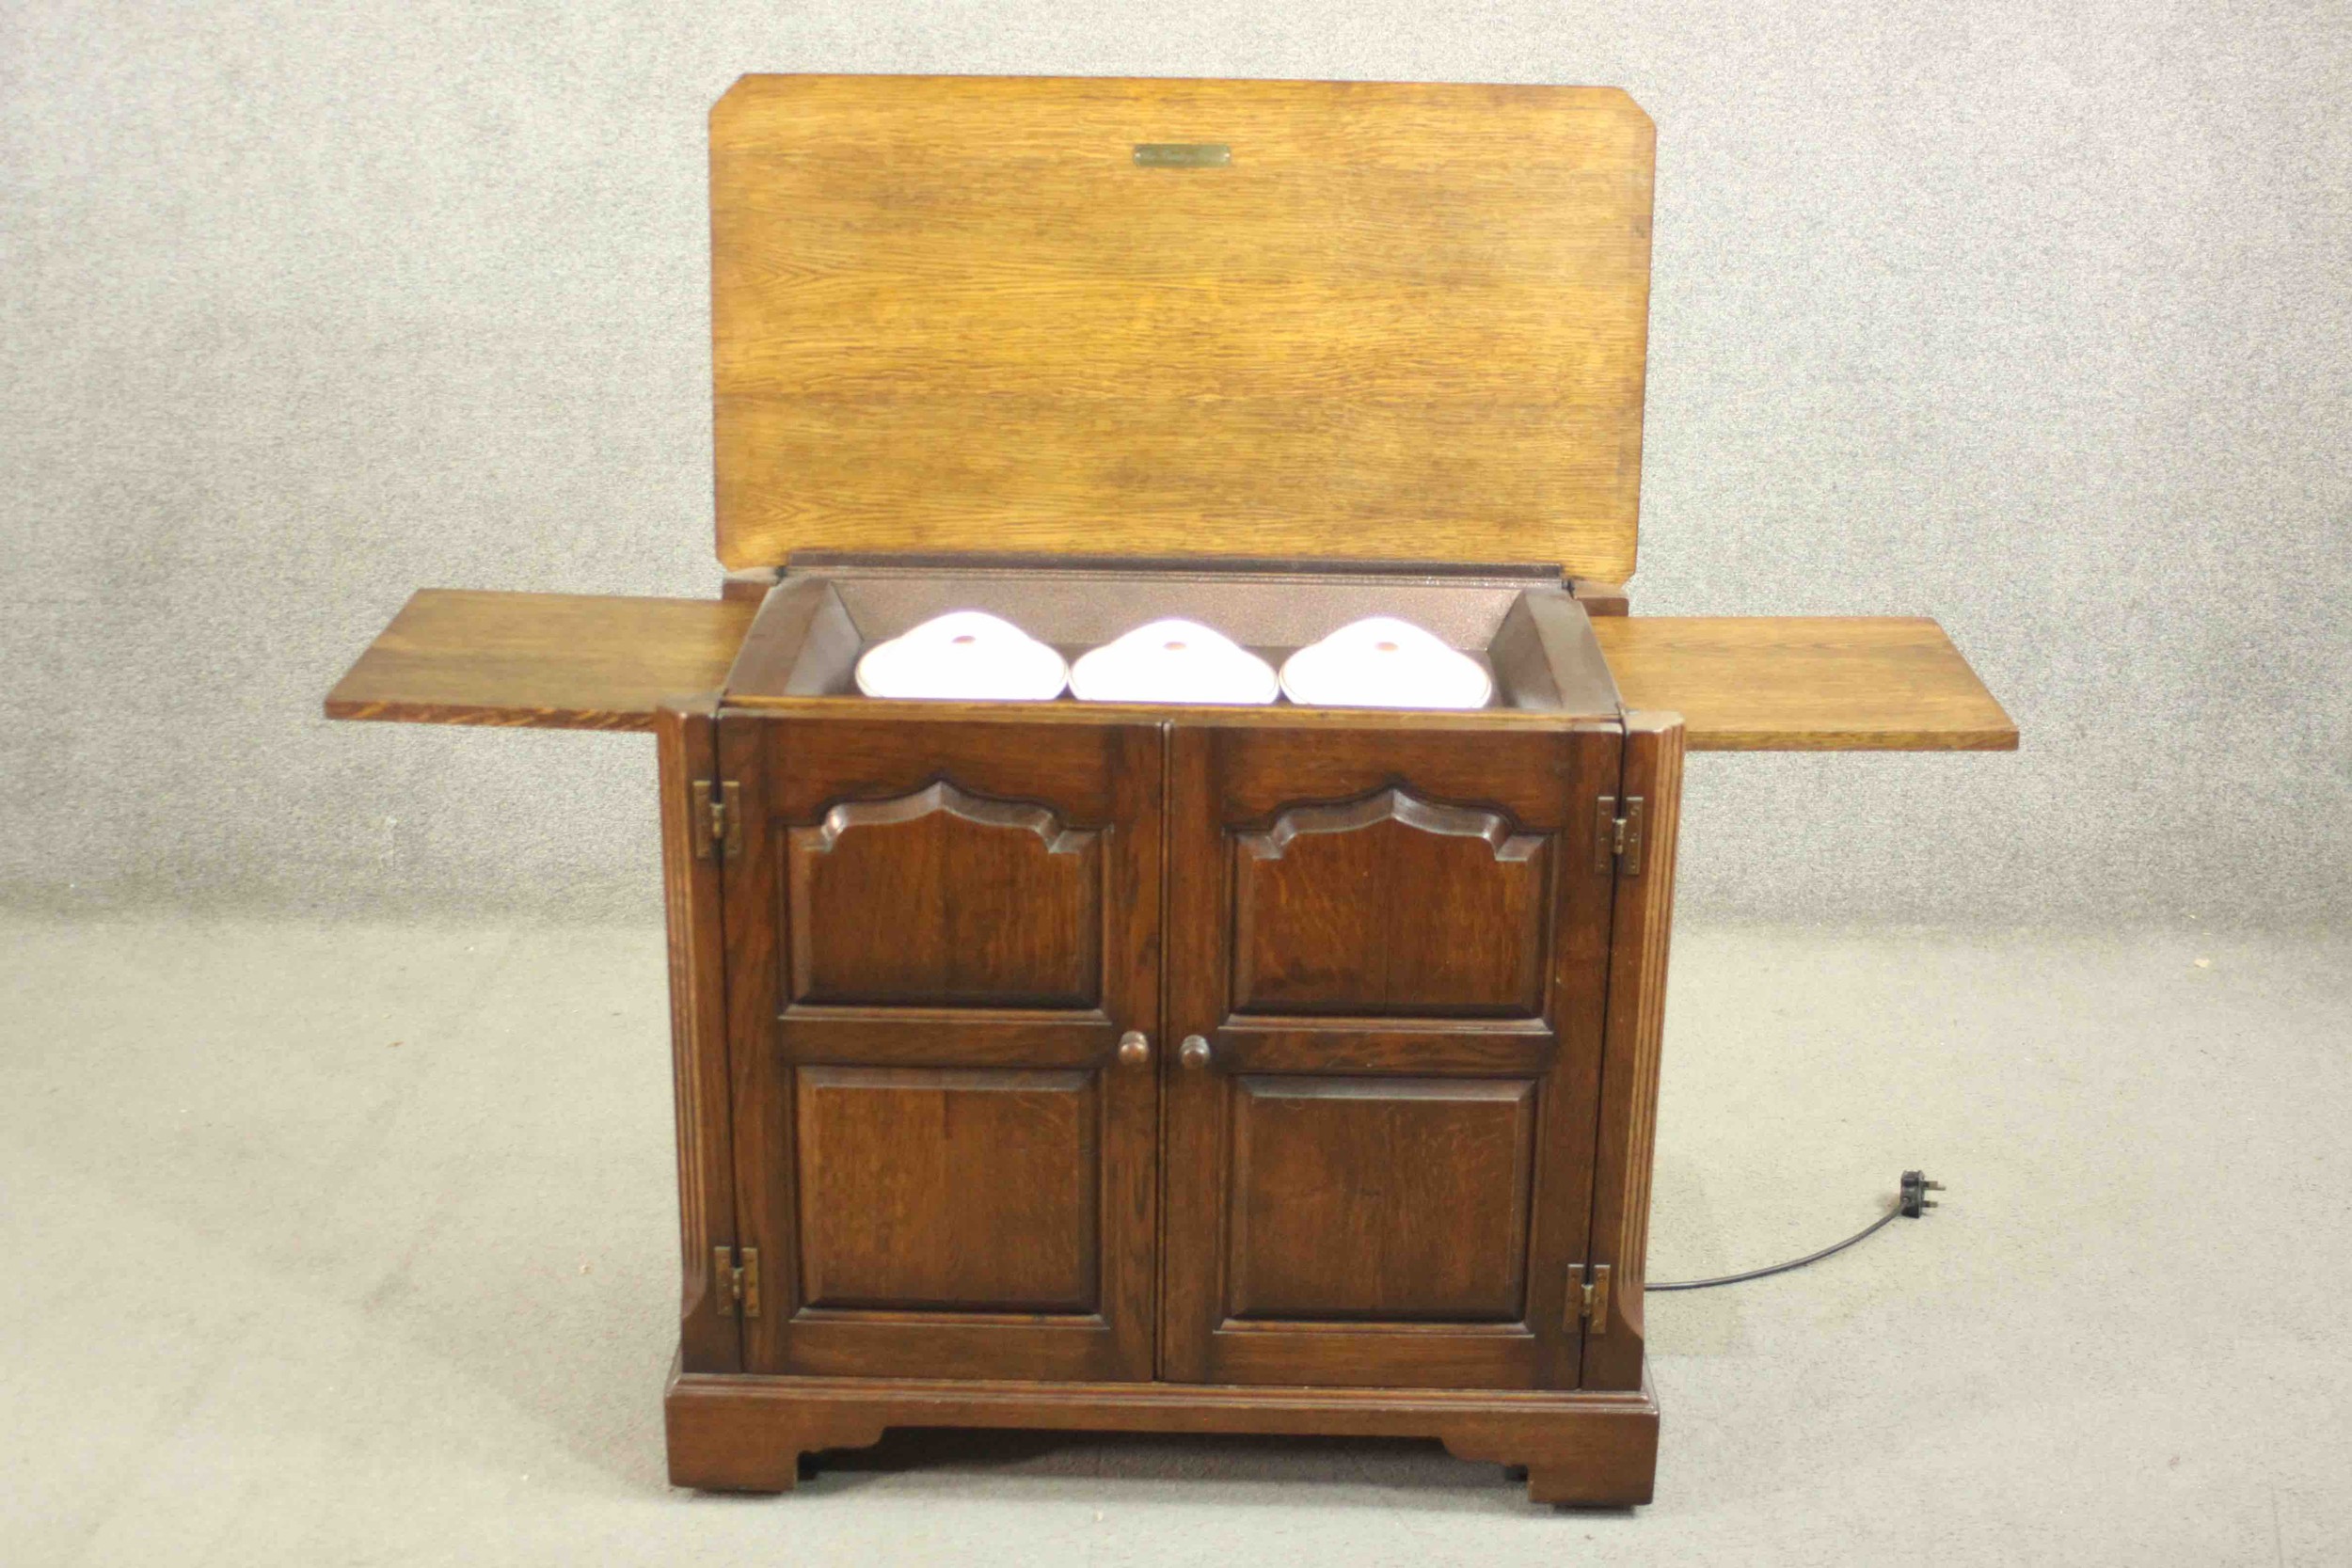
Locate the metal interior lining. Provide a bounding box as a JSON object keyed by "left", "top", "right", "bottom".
{"left": 733, "top": 557, "right": 1621, "bottom": 716}
{"left": 786, "top": 562, "right": 1544, "bottom": 650}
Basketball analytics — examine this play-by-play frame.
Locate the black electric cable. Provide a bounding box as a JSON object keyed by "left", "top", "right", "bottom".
{"left": 1647, "top": 1170, "right": 1940, "bottom": 1292}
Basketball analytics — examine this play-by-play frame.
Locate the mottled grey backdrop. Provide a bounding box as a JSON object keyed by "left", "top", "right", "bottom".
{"left": 4, "top": 2, "right": 2346, "bottom": 927}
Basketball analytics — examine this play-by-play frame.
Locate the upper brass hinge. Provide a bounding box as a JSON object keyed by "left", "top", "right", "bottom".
{"left": 1573, "top": 1263, "right": 1611, "bottom": 1334}
{"left": 712, "top": 1244, "right": 761, "bottom": 1319}
{"left": 1593, "top": 796, "right": 1645, "bottom": 875}
{"left": 692, "top": 780, "right": 741, "bottom": 862}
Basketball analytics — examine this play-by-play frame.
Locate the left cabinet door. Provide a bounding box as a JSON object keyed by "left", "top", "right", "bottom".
{"left": 717, "top": 712, "right": 1163, "bottom": 1382}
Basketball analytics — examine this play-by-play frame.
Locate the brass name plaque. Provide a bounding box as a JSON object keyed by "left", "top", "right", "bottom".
{"left": 1133, "top": 142, "right": 1231, "bottom": 168}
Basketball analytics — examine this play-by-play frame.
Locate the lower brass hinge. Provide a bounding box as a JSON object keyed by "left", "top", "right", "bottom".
{"left": 713, "top": 1244, "right": 760, "bottom": 1319}
{"left": 692, "top": 780, "right": 741, "bottom": 862}
{"left": 1573, "top": 1263, "right": 1611, "bottom": 1334}
{"left": 1593, "top": 796, "right": 1645, "bottom": 875}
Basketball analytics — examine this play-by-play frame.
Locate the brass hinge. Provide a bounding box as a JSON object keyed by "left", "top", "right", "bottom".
{"left": 1572, "top": 1263, "right": 1611, "bottom": 1334}
{"left": 1593, "top": 796, "right": 1645, "bottom": 876}
{"left": 691, "top": 780, "right": 741, "bottom": 862}
{"left": 712, "top": 1244, "right": 760, "bottom": 1319}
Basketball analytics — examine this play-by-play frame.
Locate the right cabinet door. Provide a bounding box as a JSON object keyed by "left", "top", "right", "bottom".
{"left": 1162, "top": 720, "right": 1623, "bottom": 1389}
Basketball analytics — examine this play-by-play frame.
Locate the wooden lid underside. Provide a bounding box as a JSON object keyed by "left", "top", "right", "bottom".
{"left": 712, "top": 75, "right": 1655, "bottom": 577}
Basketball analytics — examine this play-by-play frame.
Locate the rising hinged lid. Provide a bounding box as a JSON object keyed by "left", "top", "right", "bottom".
{"left": 712, "top": 74, "right": 1655, "bottom": 578}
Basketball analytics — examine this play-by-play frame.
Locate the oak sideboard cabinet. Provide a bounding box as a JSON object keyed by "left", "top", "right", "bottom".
{"left": 326, "top": 75, "right": 2015, "bottom": 1508}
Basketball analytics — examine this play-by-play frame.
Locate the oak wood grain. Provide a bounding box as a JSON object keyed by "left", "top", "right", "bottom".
{"left": 664, "top": 1357, "right": 1660, "bottom": 1504}
{"left": 773, "top": 1009, "right": 1117, "bottom": 1069}
{"left": 1226, "top": 1076, "right": 1536, "bottom": 1323}
{"left": 786, "top": 781, "right": 1104, "bottom": 1008}
{"left": 656, "top": 697, "right": 741, "bottom": 1373}
{"left": 723, "top": 712, "right": 1163, "bottom": 1384}
{"left": 1566, "top": 578, "right": 1629, "bottom": 616}
{"left": 1231, "top": 790, "right": 1552, "bottom": 1018}
{"left": 1591, "top": 616, "right": 2016, "bottom": 752}
{"left": 1207, "top": 1019, "right": 1555, "bottom": 1076}
{"left": 794, "top": 1066, "right": 1101, "bottom": 1312}
{"left": 712, "top": 75, "right": 1653, "bottom": 577}
{"left": 1160, "top": 720, "right": 1621, "bottom": 1391}
{"left": 1581, "top": 713, "right": 1683, "bottom": 1391}
{"left": 324, "top": 590, "right": 755, "bottom": 731}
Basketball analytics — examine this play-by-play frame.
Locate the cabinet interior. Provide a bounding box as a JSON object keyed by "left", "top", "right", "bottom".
{"left": 728, "top": 556, "right": 1624, "bottom": 717}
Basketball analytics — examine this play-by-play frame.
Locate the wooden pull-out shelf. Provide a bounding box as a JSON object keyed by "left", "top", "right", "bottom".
{"left": 1590, "top": 616, "right": 2017, "bottom": 752}
{"left": 324, "top": 590, "right": 756, "bottom": 732}
{"left": 325, "top": 590, "right": 2014, "bottom": 752}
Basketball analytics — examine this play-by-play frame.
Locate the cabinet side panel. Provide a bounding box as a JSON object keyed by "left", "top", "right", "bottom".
{"left": 1581, "top": 712, "right": 1683, "bottom": 1390}
{"left": 657, "top": 696, "right": 742, "bottom": 1372}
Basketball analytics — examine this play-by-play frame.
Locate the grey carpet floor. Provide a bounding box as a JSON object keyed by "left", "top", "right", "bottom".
{"left": 5, "top": 915, "right": 2345, "bottom": 1565}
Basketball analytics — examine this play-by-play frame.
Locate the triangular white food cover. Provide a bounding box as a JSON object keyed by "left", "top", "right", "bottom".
{"left": 1070, "top": 619, "right": 1279, "bottom": 705}
{"left": 1279, "top": 616, "right": 1493, "bottom": 710}
{"left": 852, "top": 610, "right": 1070, "bottom": 702}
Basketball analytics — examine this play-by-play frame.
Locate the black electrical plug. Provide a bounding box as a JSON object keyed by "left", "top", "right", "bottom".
{"left": 1899, "top": 1169, "right": 1945, "bottom": 1218}
{"left": 1654, "top": 1169, "right": 1949, "bottom": 1291}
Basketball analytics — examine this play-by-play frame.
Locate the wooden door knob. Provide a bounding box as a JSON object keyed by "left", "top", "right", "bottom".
{"left": 1117, "top": 1030, "right": 1152, "bottom": 1067}
{"left": 1179, "top": 1035, "right": 1213, "bottom": 1070}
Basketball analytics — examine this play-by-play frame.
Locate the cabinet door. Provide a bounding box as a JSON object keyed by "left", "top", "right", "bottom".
{"left": 1162, "top": 721, "right": 1621, "bottom": 1389}
{"left": 721, "top": 714, "right": 1161, "bottom": 1382}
